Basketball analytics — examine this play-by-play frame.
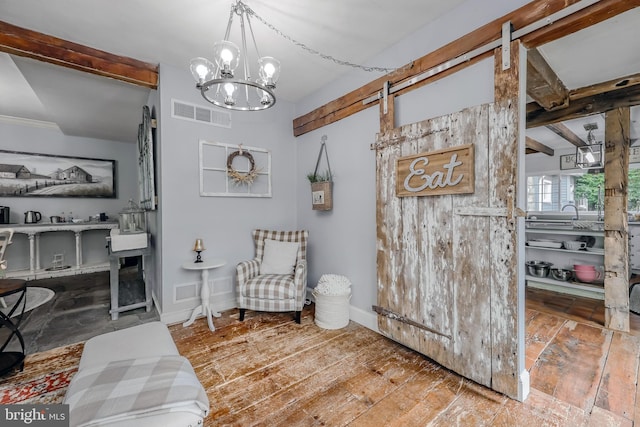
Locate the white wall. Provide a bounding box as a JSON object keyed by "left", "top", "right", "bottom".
{"left": 295, "top": 0, "right": 530, "bottom": 327}
{"left": 526, "top": 147, "right": 581, "bottom": 176}
{"left": 0, "top": 119, "right": 138, "bottom": 270}
{"left": 154, "top": 63, "right": 299, "bottom": 323}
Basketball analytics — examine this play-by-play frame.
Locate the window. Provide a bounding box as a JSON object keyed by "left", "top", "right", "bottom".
{"left": 527, "top": 169, "right": 640, "bottom": 213}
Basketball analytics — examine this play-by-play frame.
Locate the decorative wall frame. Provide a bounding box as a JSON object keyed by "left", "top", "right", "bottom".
{"left": 199, "top": 140, "right": 272, "bottom": 197}
{"left": 559, "top": 153, "right": 579, "bottom": 171}
{"left": 0, "top": 150, "right": 116, "bottom": 198}
{"left": 137, "top": 105, "right": 156, "bottom": 210}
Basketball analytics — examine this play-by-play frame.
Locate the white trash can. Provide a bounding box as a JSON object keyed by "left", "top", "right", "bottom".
{"left": 313, "top": 274, "right": 351, "bottom": 330}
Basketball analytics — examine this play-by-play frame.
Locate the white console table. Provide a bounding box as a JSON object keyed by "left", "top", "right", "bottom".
{"left": 1, "top": 222, "right": 118, "bottom": 280}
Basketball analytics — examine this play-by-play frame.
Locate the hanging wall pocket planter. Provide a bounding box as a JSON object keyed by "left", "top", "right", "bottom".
{"left": 308, "top": 135, "right": 333, "bottom": 211}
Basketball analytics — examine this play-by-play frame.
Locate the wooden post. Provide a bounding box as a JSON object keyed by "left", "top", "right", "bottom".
{"left": 492, "top": 40, "right": 525, "bottom": 399}
{"left": 604, "top": 107, "right": 631, "bottom": 332}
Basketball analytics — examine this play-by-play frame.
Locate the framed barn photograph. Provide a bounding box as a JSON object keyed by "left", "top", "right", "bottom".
{"left": 0, "top": 150, "right": 116, "bottom": 198}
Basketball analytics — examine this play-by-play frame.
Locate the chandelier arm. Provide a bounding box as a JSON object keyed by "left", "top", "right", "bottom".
{"left": 224, "top": 6, "right": 235, "bottom": 40}
{"left": 244, "top": 12, "right": 261, "bottom": 60}
{"left": 239, "top": 13, "right": 251, "bottom": 81}
{"left": 244, "top": 4, "right": 400, "bottom": 74}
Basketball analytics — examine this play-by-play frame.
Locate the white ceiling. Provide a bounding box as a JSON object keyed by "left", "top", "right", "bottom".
{"left": 0, "top": 1, "right": 638, "bottom": 145}
{"left": 0, "top": 0, "right": 467, "bottom": 142}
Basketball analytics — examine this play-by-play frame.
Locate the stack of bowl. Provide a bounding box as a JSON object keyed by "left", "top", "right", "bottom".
{"left": 550, "top": 268, "right": 573, "bottom": 281}
{"left": 574, "top": 264, "right": 602, "bottom": 283}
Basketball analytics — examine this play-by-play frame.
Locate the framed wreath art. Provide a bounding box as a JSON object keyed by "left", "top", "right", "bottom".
{"left": 227, "top": 149, "right": 259, "bottom": 185}
{"left": 198, "top": 141, "right": 272, "bottom": 198}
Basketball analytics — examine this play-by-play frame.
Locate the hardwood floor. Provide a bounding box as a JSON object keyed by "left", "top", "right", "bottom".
{"left": 163, "top": 288, "right": 640, "bottom": 426}
{"left": 5, "top": 282, "right": 638, "bottom": 425}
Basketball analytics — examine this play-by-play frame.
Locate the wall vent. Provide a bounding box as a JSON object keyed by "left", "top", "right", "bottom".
{"left": 175, "top": 282, "right": 199, "bottom": 302}
{"left": 171, "top": 99, "right": 231, "bottom": 128}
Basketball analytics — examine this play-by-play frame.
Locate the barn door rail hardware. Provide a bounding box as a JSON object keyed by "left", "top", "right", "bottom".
{"left": 372, "top": 305, "right": 451, "bottom": 339}
{"left": 363, "top": 0, "right": 599, "bottom": 106}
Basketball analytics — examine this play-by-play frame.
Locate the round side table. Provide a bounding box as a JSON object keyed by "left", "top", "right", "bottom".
{"left": 182, "top": 259, "right": 226, "bottom": 331}
{"left": 0, "top": 279, "right": 27, "bottom": 376}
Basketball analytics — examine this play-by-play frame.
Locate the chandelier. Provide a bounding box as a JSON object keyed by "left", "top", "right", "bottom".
{"left": 189, "top": 1, "right": 280, "bottom": 111}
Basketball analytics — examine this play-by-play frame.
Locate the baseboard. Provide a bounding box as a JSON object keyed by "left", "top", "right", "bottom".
{"left": 159, "top": 289, "right": 237, "bottom": 326}
{"left": 160, "top": 287, "right": 379, "bottom": 333}
{"left": 349, "top": 304, "right": 379, "bottom": 333}
{"left": 518, "top": 368, "right": 530, "bottom": 402}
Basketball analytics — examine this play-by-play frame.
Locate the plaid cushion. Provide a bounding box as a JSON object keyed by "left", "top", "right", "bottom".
{"left": 253, "top": 229, "right": 308, "bottom": 266}
{"left": 244, "top": 274, "right": 296, "bottom": 299}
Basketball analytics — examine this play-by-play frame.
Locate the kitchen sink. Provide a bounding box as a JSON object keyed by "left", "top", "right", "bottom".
{"left": 526, "top": 219, "right": 600, "bottom": 230}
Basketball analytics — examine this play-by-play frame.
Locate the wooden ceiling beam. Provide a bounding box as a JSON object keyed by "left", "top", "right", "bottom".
{"left": 519, "top": 0, "right": 640, "bottom": 49}
{"left": 526, "top": 72, "right": 640, "bottom": 115}
{"left": 545, "top": 122, "right": 587, "bottom": 147}
{"left": 525, "top": 136, "right": 555, "bottom": 156}
{"left": 526, "top": 47, "right": 568, "bottom": 110}
{"left": 0, "top": 20, "right": 158, "bottom": 89}
{"left": 293, "top": 0, "right": 640, "bottom": 137}
{"left": 570, "top": 71, "right": 640, "bottom": 102}
{"left": 527, "top": 78, "right": 640, "bottom": 128}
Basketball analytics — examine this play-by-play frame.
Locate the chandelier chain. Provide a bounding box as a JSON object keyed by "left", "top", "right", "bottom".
{"left": 240, "top": 1, "right": 402, "bottom": 74}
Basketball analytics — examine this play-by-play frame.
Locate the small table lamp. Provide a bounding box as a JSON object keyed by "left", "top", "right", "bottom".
{"left": 193, "top": 239, "right": 205, "bottom": 263}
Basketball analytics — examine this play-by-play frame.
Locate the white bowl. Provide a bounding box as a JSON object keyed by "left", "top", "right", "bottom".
{"left": 564, "top": 241, "right": 586, "bottom": 250}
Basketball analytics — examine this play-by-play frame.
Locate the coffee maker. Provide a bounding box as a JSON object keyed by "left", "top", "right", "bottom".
{"left": 0, "top": 206, "right": 9, "bottom": 224}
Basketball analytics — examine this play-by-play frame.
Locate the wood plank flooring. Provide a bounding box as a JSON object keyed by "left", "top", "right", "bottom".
{"left": 163, "top": 288, "right": 640, "bottom": 426}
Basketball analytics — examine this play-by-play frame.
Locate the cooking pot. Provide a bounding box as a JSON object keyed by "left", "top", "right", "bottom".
{"left": 526, "top": 261, "right": 553, "bottom": 278}
{"left": 50, "top": 215, "right": 62, "bottom": 223}
{"left": 24, "top": 210, "right": 42, "bottom": 224}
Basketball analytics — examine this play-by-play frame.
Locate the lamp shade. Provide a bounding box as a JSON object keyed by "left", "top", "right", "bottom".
{"left": 193, "top": 239, "right": 205, "bottom": 252}
{"left": 190, "top": 57, "right": 216, "bottom": 85}
{"left": 575, "top": 143, "right": 602, "bottom": 168}
{"left": 213, "top": 41, "right": 240, "bottom": 77}
{"left": 258, "top": 56, "right": 280, "bottom": 88}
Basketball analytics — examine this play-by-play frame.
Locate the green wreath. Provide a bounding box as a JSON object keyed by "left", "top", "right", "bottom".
{"left": 227, "top": 150, "right": 259, "bottom": 185}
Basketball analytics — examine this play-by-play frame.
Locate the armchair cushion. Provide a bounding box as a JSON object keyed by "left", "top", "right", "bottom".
{"left": 260, "top": 239, "right": 299, "bottom": 275}
{"left": 244, "top": 274, "right": 297, "bottom": 299}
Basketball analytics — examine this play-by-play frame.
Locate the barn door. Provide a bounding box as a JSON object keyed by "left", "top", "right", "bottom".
{"left": 374, "top": 101, "right": 523, "bottom": 399}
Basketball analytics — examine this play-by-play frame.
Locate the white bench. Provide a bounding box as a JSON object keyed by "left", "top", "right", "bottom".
{"left": 65, "top": 322, "right": 208, "bottom": 427}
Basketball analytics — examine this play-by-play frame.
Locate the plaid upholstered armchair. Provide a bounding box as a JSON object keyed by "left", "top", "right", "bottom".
{"left": 236, "top": 229, "right": 308, "bottom": 324}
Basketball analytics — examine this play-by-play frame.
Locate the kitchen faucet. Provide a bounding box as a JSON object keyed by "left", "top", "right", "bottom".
{"left": 561, "top": 203, "right": 579, "bottom": 221}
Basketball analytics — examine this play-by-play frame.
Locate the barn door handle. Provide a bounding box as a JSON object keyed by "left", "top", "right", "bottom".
{"left": 373, "top": 305, "right": 451, "bottom": 339}
{"left": 506, "top": 185, "right": 526, "bottom": 231}
{"left": 453, "top": 185, "right": 524, "bottom": 226}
